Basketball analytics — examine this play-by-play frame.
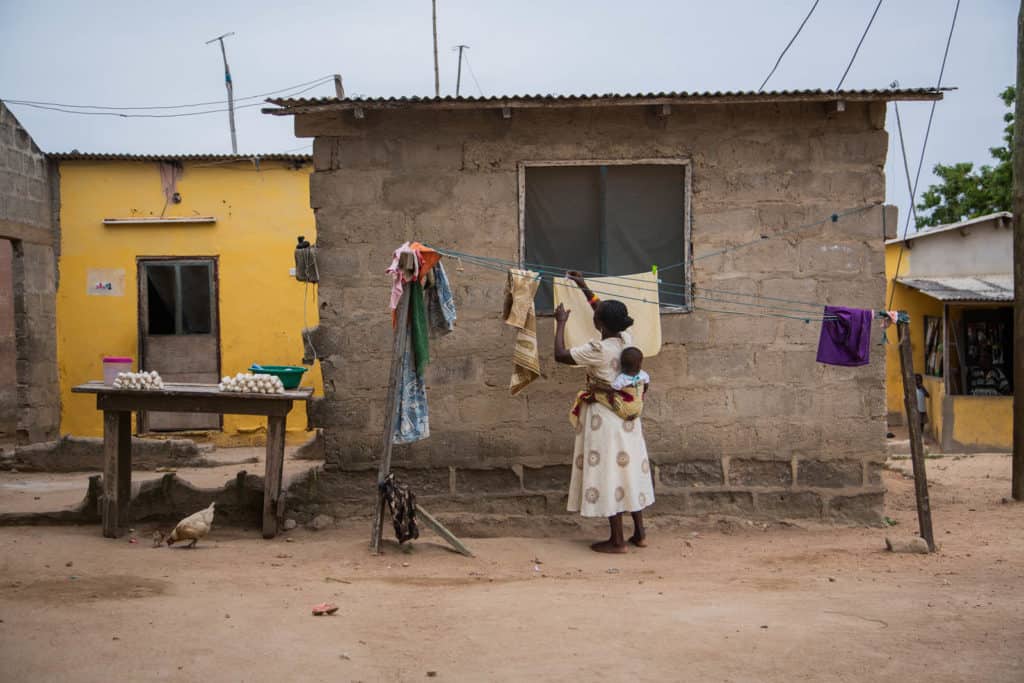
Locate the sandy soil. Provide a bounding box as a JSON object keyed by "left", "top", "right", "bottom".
{"left": 0, "top": 453, "right": 1022, "bottom": 682}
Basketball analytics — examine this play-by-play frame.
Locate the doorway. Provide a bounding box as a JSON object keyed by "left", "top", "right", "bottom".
{"left": 138, "top": 257, "right": 221, "bottom": 431}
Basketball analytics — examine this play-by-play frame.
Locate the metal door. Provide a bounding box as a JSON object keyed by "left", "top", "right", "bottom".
{"left": 138, "top": 258, "right": 221, "bottom": 431}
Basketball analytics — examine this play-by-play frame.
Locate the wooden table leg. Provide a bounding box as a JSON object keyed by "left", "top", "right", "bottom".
{"left": 102, "top": 410, "right": 132, "bottom": 538}
{"left": 263, "top": 415, "right": 286, "bottom": 539}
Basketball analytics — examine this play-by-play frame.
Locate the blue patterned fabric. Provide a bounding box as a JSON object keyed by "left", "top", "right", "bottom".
{"left": 427, "top": 261, "right": 457, "bottom": 334}
{"left": 393, "top": 340, "right": 429, "bottom": 444}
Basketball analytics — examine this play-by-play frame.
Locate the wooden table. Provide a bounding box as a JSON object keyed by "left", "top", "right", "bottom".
{"left": 72, "top": 381, "right": 314, "bottom": 539}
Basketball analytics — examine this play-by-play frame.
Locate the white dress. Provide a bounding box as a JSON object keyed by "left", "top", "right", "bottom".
{"left": 566, "top": 332, "right": 655, "bottom": 518}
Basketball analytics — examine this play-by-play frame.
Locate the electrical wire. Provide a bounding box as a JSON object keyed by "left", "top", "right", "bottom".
{"left": 462, "top": 53, "right": 485, "bottom": 97}
{"left": 3, "top": 75, "right": 334, "bottom": 111}
{"left": 758, "top": 0, "right": 821, "bottom": 92}
{"left": 887, "top": 0, "right": 961, "bottom": 309}
{"left": 3, "top": 77, "right": 334, "bottom": 118}
{"left": 835, "top": 0, "right": 884, "bottom": 91}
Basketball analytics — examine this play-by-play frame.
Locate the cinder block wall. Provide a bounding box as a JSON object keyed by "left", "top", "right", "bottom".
{"left": 298, "top": 101, "right": 889, "bottom": 522}
{"left": 0, "top": 103, "right": 60, "bottom": 443}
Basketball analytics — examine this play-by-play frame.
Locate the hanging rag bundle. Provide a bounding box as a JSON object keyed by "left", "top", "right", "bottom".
{"left": 503, "top": 269, "right": 541, "bottom": 395}
{"left": 379, "top": 472, "right": 419, "bottom": 543}
{"left": 426, "top": 261, "right": 457, "bottom": 334}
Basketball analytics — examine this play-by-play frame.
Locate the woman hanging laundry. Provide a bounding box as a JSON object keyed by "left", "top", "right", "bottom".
{"left": 554, "top": 272, "right": 655, "bottom": 553}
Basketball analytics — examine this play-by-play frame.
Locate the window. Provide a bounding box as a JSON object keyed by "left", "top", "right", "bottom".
{"left": 145, "top": 261, "right": 214, "bottom": 335}
{"left": 522, "top": 162, "right": 689, "bottom": 311}
{"left": 962, "top": 308, "right": 1013, "bottom": 396}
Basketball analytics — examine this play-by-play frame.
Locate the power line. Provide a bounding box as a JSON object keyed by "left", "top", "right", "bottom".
{"left": 3, "top": 78, "right": 333, "bottom": 119}
{"left": 758, "top": 0, "right": 821, "bottom": 92}
{"left": 462, "top": 52, "right": 485, "bottom": 97}
{"left": 2, "top": 75, "right": 334, "bottom": 112}
{"left": 887, "top": 0, "right": 961, "bottom": 308}
{"left": 835, "top": 0, "right": 885, "bottom": 91}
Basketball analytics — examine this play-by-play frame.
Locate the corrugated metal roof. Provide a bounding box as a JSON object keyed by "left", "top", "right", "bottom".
{"left": 264, "top": 87, "right": 947, "bottom": 114}
{"left": 885, "top": 211, "right": 1012, "bottom": 245}
{"left": 896, "top": 275, "right": 1014, "bottom": 302}
{"left": 48, "top": 152, "right": 312, "bottom": 162}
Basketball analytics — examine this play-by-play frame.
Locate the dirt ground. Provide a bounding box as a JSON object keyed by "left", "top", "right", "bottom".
{"left": 1, "top": 453, "right": 1022, "bottom": 682}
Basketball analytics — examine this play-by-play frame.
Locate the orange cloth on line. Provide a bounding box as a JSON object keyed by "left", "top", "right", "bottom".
{"left": 410, "top": 242, "right": 441, "bottom": 279}
{"left": 503, "top": 269, "right": 541, "bottom": 395}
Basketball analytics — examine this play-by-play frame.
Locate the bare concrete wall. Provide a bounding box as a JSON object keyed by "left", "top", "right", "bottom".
{"left": 0, "top": 239, "right": 14, "bottom": 438}
{"left": 0, "top": 102, "right": 60, "bottom": 443}
{"left": 298, "top": 101, "right": 890, "bottom": 522}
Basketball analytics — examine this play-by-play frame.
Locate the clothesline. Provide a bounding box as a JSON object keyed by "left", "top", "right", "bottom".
{"left": 438, "top": 250, "right": 842, "bottom": 322}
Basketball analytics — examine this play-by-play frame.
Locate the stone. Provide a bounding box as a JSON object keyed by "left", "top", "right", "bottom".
{"left": 309, "top": 514, "right": 334, "bottom": 531}
{"left": 885, "top": 536, "right": 930, "bottom": 554}
{"left": 283, "top": 519, "right": 297, "bottom": 531}
{"left": 658, "top": 460, "right": 723, "bottom": 488}
{"left": 797, "top": 459, "right": 863, "bottom": 488}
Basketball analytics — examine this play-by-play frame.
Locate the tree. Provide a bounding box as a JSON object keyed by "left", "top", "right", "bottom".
{"left": 915, "top": 86, "right": 1015, "bottom": 228}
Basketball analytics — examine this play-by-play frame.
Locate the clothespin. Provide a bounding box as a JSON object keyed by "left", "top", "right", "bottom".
{"left": 454, "top": 255, "right": 465, "bottom": 272}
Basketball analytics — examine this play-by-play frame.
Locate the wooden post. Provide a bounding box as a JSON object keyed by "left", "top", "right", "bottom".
{"left": 1012, "top": 0, "right": 1024, "bottom": 501}
{"left": 897, "top": 318, "right": 936, "bottom": 551}
{"left": 371, "top": 284, "right": 412, "bottom": 553}
{"left": 102, "top": 410, "right": 131, "bottom": 538}
{"left": 263, "top": 415, "right": 287, "bottom": 539}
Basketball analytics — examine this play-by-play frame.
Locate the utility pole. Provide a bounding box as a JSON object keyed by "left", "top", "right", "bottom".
{"left": 432, "top": 0, "right": 440, "bottom": 97}
{"left": 454, "top": 45, "right": 469, "bottom": 96}
{"left": 333, "top": 74, "right": 345, "bottom": 99}
{"left": 1013, "top": 0, "right": 1024, "bottom": 501}
{"left": 206, "top": 32, "right": 238, "bottom": 154}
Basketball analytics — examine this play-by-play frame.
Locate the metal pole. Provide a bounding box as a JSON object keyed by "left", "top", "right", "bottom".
{"left": 454, "top": 44, "right": 468, "bottom": 96}
{"left": 206, "top": 32, "right": 238, "bottom": 154}
{"left": 432, "top": 0, "right": 440, "bottom": 97}
{"left": 1013, "top": 0, "right": 1024, "bottom": 500}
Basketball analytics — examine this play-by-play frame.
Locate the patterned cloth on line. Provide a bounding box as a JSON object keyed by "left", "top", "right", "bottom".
{"left": 503, "top": 268, "right": 541, "bottom": 395}
{"left": 566, "top": 331, "right": 655, "bottom": 518}
{"left": 394, "top": 336, "right": 429, "bottom": 444}
{"left": 427, "top": 261, "right": 457, "bottom": 334}
{"left": 379, "top": 472, "right": 419, "bottom": 543}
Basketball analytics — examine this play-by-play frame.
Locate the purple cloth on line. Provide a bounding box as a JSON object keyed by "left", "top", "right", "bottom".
{"left": 816, "top": 306, "right": 873, "bottom": 367}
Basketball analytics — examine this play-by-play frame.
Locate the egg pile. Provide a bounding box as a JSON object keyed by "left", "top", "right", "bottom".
{"left": 219, "top": 373, "right": 285, "bottom": 394}
{"left": 113, "top": 371, "right": 164, "bottom": 390}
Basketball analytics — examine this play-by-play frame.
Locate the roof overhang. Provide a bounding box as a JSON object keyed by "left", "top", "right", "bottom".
{"left": 263, "top": 87, "right": 947, "bottom": 116}
{"left": 886, "top": 212, "right": 1013, "bottom": 246}
{"left": 896, "top": 275, "right": 1014, "bottom": 302}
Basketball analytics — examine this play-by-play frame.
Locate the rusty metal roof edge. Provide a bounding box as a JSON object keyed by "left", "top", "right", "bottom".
{"left": 48, "top": 152, "right": 312, "bottom": 162}
{"left": 262, "top": 87, "right": 949, "bottom": 115}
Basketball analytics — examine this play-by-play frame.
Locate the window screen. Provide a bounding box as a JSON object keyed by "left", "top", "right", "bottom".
{"left": 524, "top": 164, "right": 687, "bottom": 311}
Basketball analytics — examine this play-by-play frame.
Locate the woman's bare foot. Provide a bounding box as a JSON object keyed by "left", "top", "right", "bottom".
{"left": 590, "top": 539, "right": 628, "bottom": 554}
{"left": 628, "top": 533, "right": 647, "bottom": 548}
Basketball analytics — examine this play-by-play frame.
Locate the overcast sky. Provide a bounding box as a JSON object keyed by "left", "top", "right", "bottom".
{"left": 0, "top": 0, "right": 1015, "bottom": 231}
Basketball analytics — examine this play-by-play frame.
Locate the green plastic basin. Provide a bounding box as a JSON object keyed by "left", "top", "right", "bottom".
{"left": 250, "top": 364, "right": 307, "bottom": 390}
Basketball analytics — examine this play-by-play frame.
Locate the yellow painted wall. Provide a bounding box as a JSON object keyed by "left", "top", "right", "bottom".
{"left": 949, "top": 396, "right": 1012, "bottom": 451}
{"left": 56, "top": 159, "right": 322, "bottom": 444}
{"left": 884, "top": 243, "right": 943, "bottom": 421}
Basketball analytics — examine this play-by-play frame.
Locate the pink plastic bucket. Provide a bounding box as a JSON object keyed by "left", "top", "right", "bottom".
{"left": 103, "top": 356, "right": 133, "bottom": 386}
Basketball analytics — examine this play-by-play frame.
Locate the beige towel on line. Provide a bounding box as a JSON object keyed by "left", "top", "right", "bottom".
{"left": 503, "top": 269, "right": 541, "bottom": 395}
{"left": 552, "top": 271, "right": 663, "bottom": 358}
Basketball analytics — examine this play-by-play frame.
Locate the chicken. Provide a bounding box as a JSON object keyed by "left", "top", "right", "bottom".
{"left": 166, "top": 502, "right": 216, "bottom": 548}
